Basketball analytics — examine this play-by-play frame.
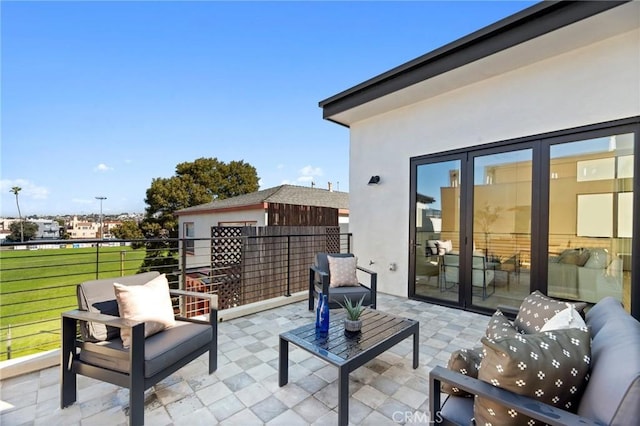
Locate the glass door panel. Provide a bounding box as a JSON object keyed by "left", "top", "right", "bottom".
{"left": 549, "top": 133, "right": 634, "bottom": 309}
{"left": 414, "top": 160, "right": 461, "bottom": 303}
{"left": 472, "top": 149, "right": 532, "bottom": 309}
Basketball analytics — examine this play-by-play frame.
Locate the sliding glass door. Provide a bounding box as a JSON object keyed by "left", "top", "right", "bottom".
{"left": 412, "top": 158, "right": 462, "bottom": 304}
{"left": 471, "top": 149, "right": 532, "bottom": 308}
{"left": 410, "top": 119, "right": 636, "bottom": 315}
{"left": 548, "top": 133, "right": 634, "bottom": 308}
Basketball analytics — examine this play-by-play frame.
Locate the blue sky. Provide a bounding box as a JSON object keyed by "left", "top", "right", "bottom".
{"left": 1, "top": 1, "right": 536, "bottom": 217}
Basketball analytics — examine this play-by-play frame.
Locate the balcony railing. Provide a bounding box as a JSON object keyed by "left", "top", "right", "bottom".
{"left": 0, "top": 231, "right": 351, "bottom": 361}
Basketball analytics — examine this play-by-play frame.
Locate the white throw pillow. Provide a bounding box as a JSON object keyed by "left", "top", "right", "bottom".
{"left": 328, "top": 255, "right": 359, "bottom": 287}
{"left": 437, "top": 240, "right": 453, "bottom": 255}
{"left": 114, "top": 273, "right": 176, "bottom": 347}
{"left": 540, "top": 305, "right": 586, "bottom": 332}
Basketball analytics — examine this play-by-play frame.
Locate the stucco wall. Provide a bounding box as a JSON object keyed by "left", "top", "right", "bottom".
{"left": 348, "top": 29, "right": 640, "bottom": 297}
{"left": 179, "top": 209, "right": 266, "bottom": 269}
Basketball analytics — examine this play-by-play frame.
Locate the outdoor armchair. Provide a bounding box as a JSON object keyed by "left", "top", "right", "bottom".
{"left": 60, "top": 271, "right": 218, "bottom": 426}
{"left": 308, "top": 252, "right": 377, "bottom": 310}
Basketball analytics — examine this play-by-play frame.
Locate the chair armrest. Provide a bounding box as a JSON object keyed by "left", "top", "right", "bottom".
{"left": 310, "top": 265, "right": 330, "bottom": 294}
{"left": 356, "top": 265, "right": 376, "bottom": 276}
{"left": 62, "top": 309, "right": 141, "bottom": 330}
{"left": 429, "top": 366, "right": 600, "bottom": 426}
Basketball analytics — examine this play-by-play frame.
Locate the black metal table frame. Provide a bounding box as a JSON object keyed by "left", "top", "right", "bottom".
{"left": 279, "top": 310, "right": 419, "bottom": 426}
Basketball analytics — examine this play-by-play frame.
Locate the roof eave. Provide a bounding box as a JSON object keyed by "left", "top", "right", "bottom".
{"left": 318, "top": 1, "right": 628, "bottom": 125}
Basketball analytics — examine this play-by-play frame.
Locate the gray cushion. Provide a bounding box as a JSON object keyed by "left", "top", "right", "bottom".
{"left": 77, "top": 271, "right": 160, "bottom": 341}
{"left": 79, "top": 320, "right": 212, "bottom": 378}
{"left": 440, "top": 395, "right": 474, "bottom": 425}
{"left": 578, "top": 299, "right": 640, "bottom": 424}
{"left": 316, "top": 283, "right": 372, "bottom": 306}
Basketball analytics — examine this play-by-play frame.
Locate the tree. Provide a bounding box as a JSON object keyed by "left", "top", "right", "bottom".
{"left": 139, "top": 157, "right": 258, "bottom": 278}
{"left": 111, "top": 221, "right": 145, "bottom": 248}
{"left": 7, "top": 221, "right": 38, "bottom": 242}
{"left": 142, "top": 157, "right": 259, "bottom": 238}
{"left": 10, "top": 186, "right": 24, "bottom": 242}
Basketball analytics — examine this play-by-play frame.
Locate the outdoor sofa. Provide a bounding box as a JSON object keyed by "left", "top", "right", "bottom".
{"left": 429, "top": 293, "right": 640, "bottom": 425}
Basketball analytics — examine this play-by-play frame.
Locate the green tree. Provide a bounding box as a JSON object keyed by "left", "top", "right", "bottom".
{"left": 7, "top": 221, "right": 38, "bottom": 242}
{"left": 111, "top": 221, "right": 145, "bottom": 248}
{"left": 139, "top": 157, "right": 258, "bottom": 278}
{"left": 142, "top": 157, "right": 259, "bottom": 238}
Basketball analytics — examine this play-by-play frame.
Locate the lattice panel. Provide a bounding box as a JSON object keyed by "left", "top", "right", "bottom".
{"left": 326, "top": 226, "right": 341, "bottom": 253}
{"left": 211, "top": 226, "right": 243, "bottom": 309}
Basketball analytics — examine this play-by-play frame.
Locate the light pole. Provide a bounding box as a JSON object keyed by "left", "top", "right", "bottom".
{"left": 95, "top": 196, "right": 107, "bottom": 239}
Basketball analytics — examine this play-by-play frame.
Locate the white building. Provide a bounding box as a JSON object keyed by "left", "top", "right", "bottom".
{"left": 320, "top": 2, "right": 639, "bottom": 317}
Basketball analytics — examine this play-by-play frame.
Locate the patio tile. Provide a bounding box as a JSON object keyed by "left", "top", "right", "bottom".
{"left": 292, "top": 396, "right": 332, "bottom": 423}
{"left": 249, "top": 395, "right": 288, "bottom": 423}
{"left": 207, "top": 394, "right": 244, "bottom": 421}
{"left": 235, "top": 382, "right": 271, "bottom": 407}
{"left": 219, "top": 407, "right": 263, "bottom": 425}
{"left": 352, "top": 385, "right": 388, "bottom": 409}
{"left": 169, "top": 406, "right": 215, "bottom": 426}
{"left": 165, "top": 393, "right": 204, "bottom": 420}
{"left": 267, "top": 408, "right": 308, "bottom": 425}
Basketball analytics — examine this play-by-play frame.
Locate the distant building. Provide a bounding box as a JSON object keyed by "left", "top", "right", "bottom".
{"left": 30, "top": 219, "right": 61, "bottom": 239}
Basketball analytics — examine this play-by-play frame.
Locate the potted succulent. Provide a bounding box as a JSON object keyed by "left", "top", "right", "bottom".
{"left": 340, "top": 295, "right": 366, "bottom": 334}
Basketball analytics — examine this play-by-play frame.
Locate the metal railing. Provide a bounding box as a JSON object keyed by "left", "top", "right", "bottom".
{"left": 0, "top": 232, "right": 351, "bottom": 361}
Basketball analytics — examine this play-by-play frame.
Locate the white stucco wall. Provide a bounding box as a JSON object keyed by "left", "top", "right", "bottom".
{"left": 179, "top": 209, "right": 266, "bottom": 269}
{"left": 348, "top": 29, "right": 640, "bottom": 297}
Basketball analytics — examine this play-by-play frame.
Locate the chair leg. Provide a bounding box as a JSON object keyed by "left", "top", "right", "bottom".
{"left": 129, "top": 386, "right": 144, "bottom": 426}
{"left": 60, "top": 315, "right": 77, "bottom": 408}
{"left": 209, "top": 310, "right": 218, "bottom": 373}
{"left": 129, "top": 324, "right": 145, "bottom": 426}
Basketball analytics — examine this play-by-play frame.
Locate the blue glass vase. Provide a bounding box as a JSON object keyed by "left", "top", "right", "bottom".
{"left": 318, "top": 293, "right": 330, "bottom": 336}
{"left": 315, "top": 292, "right": 323, "bottom": 332}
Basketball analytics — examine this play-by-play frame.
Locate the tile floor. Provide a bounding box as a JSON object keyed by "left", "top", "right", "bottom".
{"left": 0, "top": 294, "right": 488, "bottom": 425}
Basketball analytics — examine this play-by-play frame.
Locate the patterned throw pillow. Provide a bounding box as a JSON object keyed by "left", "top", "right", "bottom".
{"left": 442, "top": 347, "right": 484, "bottom": 397}
{"left": 474, "top": 327, "right": 591, "bottom": 426}
{"left": 327, "top": 255, "right": 359, "bottom": 287}
{"left": 485, "top": 309, "right": 521, "bottom": 340}
{"left": 514, "top": 291, "right": 586, "bottom": 334}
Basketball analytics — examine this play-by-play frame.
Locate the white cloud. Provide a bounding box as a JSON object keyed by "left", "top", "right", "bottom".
{"left": 0, "top": 179, "right": 49, "bottom": 200}
{"left": 94, "top": 163, "right": 113, "bottom": 172}
{"left": 297, "top": 165, "right": 323, "bottom": 184}
{"left": 277, "top": 164, "right": 285, "bottom": 170}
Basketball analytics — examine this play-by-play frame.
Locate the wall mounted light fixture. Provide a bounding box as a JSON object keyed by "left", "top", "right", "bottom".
{"left": 368, "top": 175, "right": 380, "bottom": 185}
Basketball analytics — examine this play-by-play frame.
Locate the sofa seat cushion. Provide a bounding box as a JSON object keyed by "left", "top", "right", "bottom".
{"left": 578, "top": 298, "right": 640, "bottom": 424}
{"left": 441, "top": 394, "right": 474, "bottom": 424}
{"left": 79, "top": 320, "right": 212, "bottom": 378}
{"left": 317, "top": 284, "right": 372, "bottom": 307}
{"left": 475, "top": 327, "right": 591, "bottom": 425}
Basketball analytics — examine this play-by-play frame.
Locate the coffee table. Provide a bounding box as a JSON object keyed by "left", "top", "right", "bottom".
{"left": 279, "top": 309, "right": 419, "bottom": 425}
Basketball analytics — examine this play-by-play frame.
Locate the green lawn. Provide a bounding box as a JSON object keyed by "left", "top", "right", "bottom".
{"left": 0, "top": 246, "right": 147, "bottom": 360}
